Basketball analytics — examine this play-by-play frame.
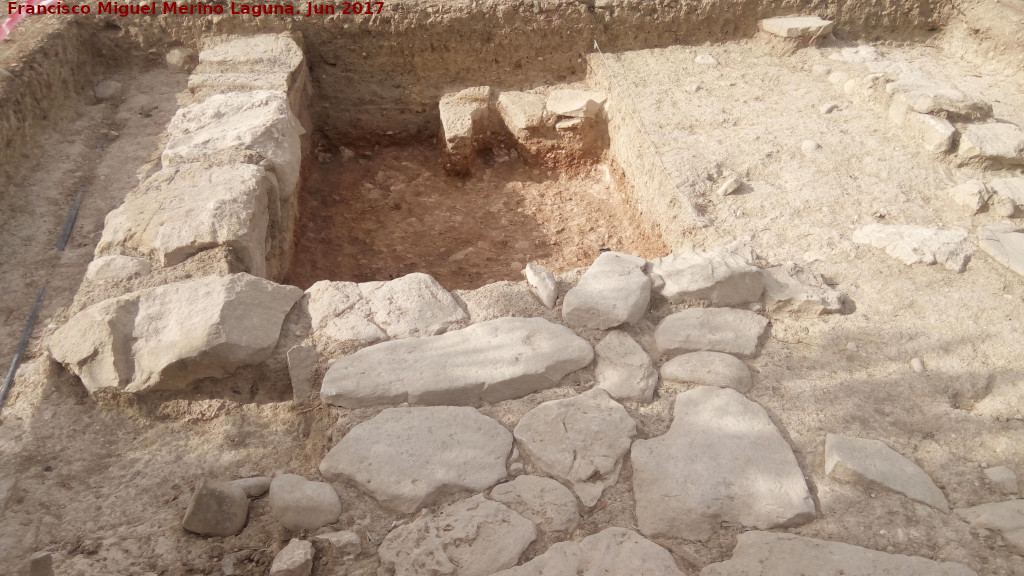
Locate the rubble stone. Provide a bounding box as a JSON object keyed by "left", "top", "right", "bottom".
{"left": 958, "top": 123, "right": 1024, "bottom": 165}
{"left": 594, "top": 330, "right": 658, "bottom": 403}
{"left": 523, "top": 262, "right": 558, "bottom": 308}
{"left": 268, "top": 474, "right": 342, "bottom": 531}
{"left": 562, "top": 251, "right": 650, "bottom": 329}
{"left": 646, "top": 248, "right": 764, "bottom": 306}
{"left": 661, "top": 351, "right": 752, "bottom": 393}
{"left": 358, "top": 273, "right": 468, "bottom": 339}
{"left": 270, "top": 539, "right": 313, "bottom": 576}
{"left": 762, "top": 262, "right": 844, "bottom": 316}
{"left": 182, "top": 479, "right": 249, "bottom": 537}
{"left": 654, "top": 308, "right": 769, "bottom": 358}
{"left": 492, "top": 527, "right": 684, "bottom": 576}
{"left": 852, "top": 224, "right": 973, "bottom": 272}
{"left": 488, "top": 475, "right": 580, "bottom": 534}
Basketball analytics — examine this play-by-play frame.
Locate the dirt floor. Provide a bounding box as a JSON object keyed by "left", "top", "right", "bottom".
{"left": 2, "top": 2, "right": 1024, "bottom": 576}
{"left": 286, "top": 144, "right": 666, "bottom": 290}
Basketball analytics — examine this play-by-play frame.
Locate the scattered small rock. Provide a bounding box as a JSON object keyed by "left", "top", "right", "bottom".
{"left": 715, "top": 175, "right": 742, "bottom": 196}
{"left": 819, "top": 102, "right": 838, "bottom": 115}
{"left": 911, "top": 358, "right": 925, "bottom": 373}
{"left": 523, "top": 262, "right": 557, "bottom": 308}
{"left": 825, "top": 433, "right": 949, "bottom": 512}
{"left": 984, "top": 466, "right": 1020, "bottom": 494}
{"left": 182, "top": 479, "right": 249, "bottom": 537}
{"left": 270, "top": 539, "right": 313, "bottom": 576}
{"left": 801, "top": 139, "right": 821, "bottom": 154}
{"left": 762, "top": 262, "right": 844, "bottom": 316}
{"left": 268, "top": 474, "right": 342, "bottom": 531}
{"left": 594, "top": 330, "right": 658, "bottom": 403}
{"left": 488, "top": 475, "right": 580, "bottom": 534}
{"left": 694, "top": 54, "right": 718, "bottom": 65}
{"left": 660, "top": 351, "right": 752, "bottom": 393}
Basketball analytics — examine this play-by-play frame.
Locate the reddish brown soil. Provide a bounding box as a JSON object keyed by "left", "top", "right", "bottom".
{"left": 285, "top": 144, "right": 667, "bottom": 290}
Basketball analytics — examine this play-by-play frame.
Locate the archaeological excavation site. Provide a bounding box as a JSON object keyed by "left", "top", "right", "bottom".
{"left": 2, "top": 0, "right": 1024, "bottom": 574}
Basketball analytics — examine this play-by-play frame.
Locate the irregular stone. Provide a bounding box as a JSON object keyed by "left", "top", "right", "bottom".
{"left": 545, "top": 89, "right": 606, "bottom": 119}
{"left": 378, "top": 495, "right": 536, "bottom": 576}
{"left": 49, "top": 274, "right": 302, "bottom": 393}
{"left": 321, "top": 315, "right": 388, "bottom": 348}
{"left": 320, "top": 407, "right": 511, "bottom": 513}
{"left": 94, "top": 79, "right": 123, "bottom": 101}
{"left": 646, "top": 248, "right": 764, "bottom": 306}
{"left": 911, "top": 357, "right": 925, "bottom": 373}
{"left": 189, "top": 34, "right": 309, "bottom": 112}
{"left": 759, "top": 15, "right": 835, "bottom": 38}
{"left": 84, "top": 255, "right": 152, "bottom": 282}
{"left": 825, "top": 433, "right": 949, "bottom": 512}
{"left": 994, "top": 194, "right": 1018, "bottom": 218}
{"left": 819, "top": 102, "right": 838, "bottom": 115}
{"left": 990, "top": 177, "right": 1024, "bottom": 205}
{"left": 632, "top": 387, "right": 814, "bottom": 541}
{"left": 315, "top": 530, "right": 361, "bottom": 556}
{"left": 270, "top": 539, "right": 313, "bottom": 576}
{"left": 492, "top": 527, "right": 684, "bottom": 576}
{"left": 268, "top": 474, "right": 342, "bottom": 531}
{"left": 496, "top": 91, "right": 547, "bottom": 135}
{"left": 852, "top": 224, "right": 973, "bottom": 272}
{"left": 304, "top": 280, "right": 366, "bottom": 331}
{"left": 905, "top": 111, "right": 957, "bottom": 153}
{"left": 949, "top": 180, "right": 991, "bottom": 214}
{"left": 165, "top": 46, "right": 195, "bottom": 73}
{"left": 843, "top": 74, "right": 889, "bottom": 106}
{"left": 163, "top": 91, "right": 304, "bottom": 205}
{"left": 762, "top": 262, "right": 844, "bottom": 316}
{"left": 955, "top": 500, "right": 1024, "bottom": 555}
{"left": 286, "top": 345, "right": 317, "bottom": 406}
{"left": 96, "top": 164, "right": 273, "bottom": 276}
{"left": 701, "top": 531, "right": 978, "bottom": 575}
{"left": 694, "top": 54, "right": 718, "bottom": 65}
{"left": 182, "top": 479, "right": 249, "bottom": 537}
{"left": 453, "top": 281, "right": 552, "bottom": 323}
{"left": 229, "top": 476, "right": 272, "bottom": 498}
{"left": 654, "top": 308, "right": 769, "bottom": 358}
{"left": 715, "top": 175, "right": 742, "bottom": 196}
{"left": 978, "top": 223, "right": 1024, "bottom": 279}
{"left": 28, "top": 551, "right": 53, "bottom": 576}
{"left": 958, "top": 123, "right": 1024, "bottom": 165}
{"left": 562, "top": 251, "right": 650, "bottom": 329}
{"left": 514, "top": 388, "right": 636, "bottom": 507}
{"left": 440, "top": 86, "right": 492, "bottom": 175}
{"left": 555, "top": 117, "right": 584, "bottom": 131}
{"left": 594, "top": 330, "right": 658, "bottom": 403}
{"left": 886, "top": 74, "right": 992, "bottom": 121}
{"left": 523, "top": 262, "right": 557, "bottom": 308}
{"left": 358, "top": 273, "right": 467, "bottom": 338}
{"left": 321, "top": 317, "right": 592, "bottom": 408}
{"left": 985, "top": 466, "right": 1020, "bottom": 494}
{"left": 661, "top": 351, "right": 752, "bottom": 393}
{"left": 489, "top": 475, "right": 580, "bottom": 534}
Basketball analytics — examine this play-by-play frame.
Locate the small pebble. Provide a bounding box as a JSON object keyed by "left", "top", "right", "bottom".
{"left": 820, "top": 103, "right": 838, "bottom": 114}
{"left": 694, "top": 54, "right": 719, "bottom": 65}
{"left": 846, "top": 342, "right": 858, "bottom": 351}
{"left": 911, "top": 358, "right": 924, "bottom": 373}
{"left": 801, "top": 140, "right": 821, "bottom": 154}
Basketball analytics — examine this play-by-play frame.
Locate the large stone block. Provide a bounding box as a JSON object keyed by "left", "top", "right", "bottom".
{"left": 563, "top": 252, "right": 651, "bottom": 329}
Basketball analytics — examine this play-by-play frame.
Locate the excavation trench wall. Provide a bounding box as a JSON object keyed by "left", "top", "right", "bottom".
{"left": 0, "top": 0, "right": 953, "bottom": 195}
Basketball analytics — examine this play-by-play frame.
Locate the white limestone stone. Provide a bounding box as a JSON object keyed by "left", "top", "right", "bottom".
{"left": 440, "top": 86, "right": 492, "bottom": 175}
{"left": 545, "top": 89, "right": 607, "bottom": 119}
{"left": 96, "top": 164, "right": 272, "bottom": 276}
{"left": 955, "top": 500, "right": 1024, "bottom": 555}
{"left": 377, "top": 495, "right": 536, "bottom": 576}
{"left": 761, "top": 262, "right": 844, "bottom": 316}
{"left": 594, "top": 330, "right": 658, "bottom": 403}
{"left": 562, "top": 251, "right": 650, "bottom": 329}
{"left": 321, "top": 315, "right": 388, "bottom": 348}
{"left": 949, "top": 180, "right": 991, "bottom": 214}
{"left": 321, "top": 317, "right": 592, "bottom": 408}
{"left": 84, "top": 255, "right": 152, "bottom": 282}
{"left": 661, "top": 351, "right": 752, "bottom": 393}
{"left": 305, "top": 280, "right": 366, "bottom": 330}
{"left": 646, "top": 248, "right": 764, "bottom": 306}
{"left": 654, "top": 308, "right": 769, "bottom": 358}
{"left": 852, "top": 224, "right": 973, "bottom": 272}
{"left": 979, "top": 223, "right": 1024, "bottom": 279}
{"left": 632, "top": 387, "right": 815, "bottom": 541}
{"left": 958, "top": 123, "right": 1024, "bottom": 165}
{"left": 49, "top": 274, "right": 302, "bottom": 393}
{"left": 320, "top": 407, "right": 511, "bottom": 513}
{"left": 228, "top": 476, "right": 271, "bottom": 498}
{"left": 523, "top": 262, "right": 558, "bottom": 308}
{"left": 268, "top": 474, "right": 342, "bottom": 531}
{"left": 990, "top": 177, "right": 1024, "bottom": 205}
{"left": 492, "top": 527, "right": 684, "bottom": 576}
{"left": 905, "top": 111, "right": 957, "bottom": 153}
{"left": 190, "top": 34, "right": 308, "bottom": 102}
{"left": 701, "top": 531, "right": 978, "bottom": 575}
{"left": 488, "top": 475, "right": 580, "bottom": 533}
{"left": 886, "top": 73, "right": 992, "bottom": 121}
{"left": 759, "top": 16, "right": 835, "bottom": 38}
{"left": 358, "top": 273, "right": 468, "bottom": 338}
{"left": 825, "top": 433, "right": 949, "bottom": 512}
{"left": 513, "top": 388, "right": 636, "bottom": 507}
{"left": 270, "top": 539, "right": 313, "bottom": 576}
{"left": 496, "top": 91, "right": 548, "bottom": 135}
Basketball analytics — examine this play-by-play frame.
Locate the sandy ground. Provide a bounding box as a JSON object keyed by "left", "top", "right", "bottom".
{"left": 2, "top": 12, "right": 1024, "bottom": 576}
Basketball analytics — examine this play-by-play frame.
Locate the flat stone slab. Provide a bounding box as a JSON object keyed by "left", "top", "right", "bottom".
{"left": 646, "top": 248, "right": 764, "bottom": 306}
{"left": 632, "top": 387, "right": 815, "bottom": 541}
{"left": 759, "top": 16, "right": 834, "bottom": 38}
{"left": 979, "top": 223, "right": 1024, "bottom": 278}
{"left": 320, "top": 317, "right": 593, "bottom": 408}
{"left": 762, "top": 262, "right": 844, "bottom": 316}
{"left": 825, "top": 433, "right": 949, "bottom": 512}
{"left": 378, "top": 495, "right": 536, "bottom": 576}
{"left": 661, "top": 351, "right": 752, "bottom": 393}
{"left": 488, "top": 475, "right": 580, "bottom": 534}
{"left": 563, "top": 251, "right": 651, "bottom": 329}
{"left": 163, "top": 91, "right": 304, "bottom": 202}
{"left": 189, "top": 34, "right": 309, "bottom": 109}
{"left": 594, "top": 330, "right": 658, "bottom": 403}
{"left": 701, "top": 531, "right": 978, "bottom": 576}
{"left": 958, "top": 123, "right": 1024, "bottom": 165}
{"left": 49, "top": 274, "right": 302, "bottom": 393}
{"left": 358, "top": 272, "right": 468, "bottom": 338}
{"left": 654, "top": 308, "right": 769, "bottom": 358}
{"left": 97, "top": 164, "right": 272, "bottom": 276}
{"left": 955, "top": 499, "right": 1024, "bottom": 554}
{"left": 852, "top": 224, "right": 973, "bottom": 272}
{"left": 545, "top": 89, "right": 607, "bottom": 119}
{"left": 514, "top": 388, "right": 636, "bottom": 507}
{"left": 319, "top": 407, "right": 511, "bottom": 513}
{"left": 492, "top": 527, "right": 684, "bottom": 576}
{"left": 268, "top": 474, "right": 342, "bottom": 531}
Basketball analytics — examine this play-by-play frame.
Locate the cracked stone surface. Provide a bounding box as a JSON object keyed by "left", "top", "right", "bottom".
{"left": 513, "top": 388, "right": 636, "bottom": 507}
{"left": 358, "top": 272, "right": 468, "bottom": 339}
{"left": 488, "top": 475, "right": 580, "bottom": 534}
{"left": 632, "top": 387, "right": 815, "bottom": 541}
{"left": 319, "top": 407, "right": 511, "bottom": 513}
